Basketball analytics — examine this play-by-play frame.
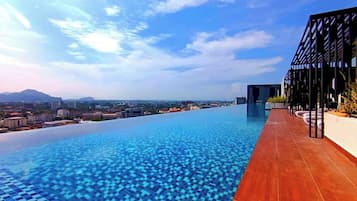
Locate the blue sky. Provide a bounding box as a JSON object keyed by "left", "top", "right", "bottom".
{"left": 0, "top": 0, "right": 356, "bottom": 100}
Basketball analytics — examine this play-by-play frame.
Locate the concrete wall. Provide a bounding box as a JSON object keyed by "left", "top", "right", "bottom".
{"left": 325, "top": 113, "right": 357, "bottom": 158}
{"left": 265, "top": 103, "right": 288, "bottom": 109}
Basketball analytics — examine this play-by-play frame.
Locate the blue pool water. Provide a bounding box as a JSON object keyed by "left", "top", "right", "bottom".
{"left": 0, "top": 105, "right": 267, "bottom": 201}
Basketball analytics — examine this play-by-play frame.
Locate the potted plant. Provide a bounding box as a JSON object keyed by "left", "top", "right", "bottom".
{"left": 342, "top": 38, "right": 357, "bottom": 117}
{"left": 325, "top": 80, "right": 357, "bottom": 158}
{"left": 338, "top": 80, "right": 357, "bottom": 118}
{"left": 266, "top": 96, "right": 288, "bottom": 109}
{"left": 323, "top": 38, "right": 357, "bottom": 158}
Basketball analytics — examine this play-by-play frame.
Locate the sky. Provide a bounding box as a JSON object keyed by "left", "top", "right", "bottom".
{"left": 0, "top": 0, "right": 356, "bottom": 100}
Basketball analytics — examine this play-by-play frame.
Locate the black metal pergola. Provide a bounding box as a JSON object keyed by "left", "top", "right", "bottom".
{"left": 285, "top": 7, "right": 357, "bottom": 138}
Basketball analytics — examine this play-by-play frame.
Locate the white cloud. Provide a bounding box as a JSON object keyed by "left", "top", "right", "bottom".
{"left": 49, "top": 18, "right": 90, "bottom": 32}
{"left": 0, "top": 5, "right": 11, "bottom": 20}
{"left": 0, "top": 2, "right": 283, "bottom": 100}
{"left": 68, "top": 43, "right": 79, "bottom": 49}
{"left": 5, "top": 3, "right": 31, "bottom": 29}
{"left": 0, "top": 54, "right": 102, "bottom": 98}
{"left": 67, "top": 50, "right": 86, "bottom": 60}
{"left": 49, "top": 18, "right": 124, "bottom": 54}
{"left": 52, "top": 2, "right": 92, "bottom": 20}
{"left": 0, "top": 31, "right": 282, "bottom": 99}
{"left": 151, "top": 0, "right": 208, "bottom": 14}
{"left": 42, "top": 29, "right": 281, "bottom": 99}
{"left": 0, "top": 28, "right": 44, "bottom": 56}
{"left": 186, "top": 30, "right": 273, "bottom": 55}
{"left": 3, "top": 35, "right": 280, "bottom": 99}
{"left": 149, "top": 0, "right": 235, "bottom": 15}
{"left": 132, "top": 22, "right": 149, "bottom": 33}
{"left": 0, "top": 4, "right": 44, "bottom": 57}
{"left": 81, "top": 32, "right": 122, "bottom": 53}
{"left": 0, "top": 54, "right": 40, "bottom": 70}
{"left": 145, "top": 33, "right": 172, "bottom": 44}
{"left": 105, "top": 6, "right": 121, "bottom": 16}
{"left": 67, "top": 43, "right": 85, "bottom": 60}
{"left": 0, "top": 44, "right": 26, "bottom": 53}
{"left": 50, "top": 62, "right": 105, "bottom": 79}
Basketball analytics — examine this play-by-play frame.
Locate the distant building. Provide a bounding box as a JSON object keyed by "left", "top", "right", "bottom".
{"left": 66, "top": 101, "right": 77, "bottom": 109}
{"left": 95, "top": 105, "right": 110, "bottom": 110}
{"left": 169, "top": 107, "right": 181, "bottom": 112}
{"left": 123, "top": 107, "right": 144, "bottom": 118}
{"left": 201, "top": 105, "right": 212, "bottom": 109}
{"left": 144, "top": 111, "right": 152, "bottom": 115}
{"left": 51, "top": 101, "right": 62, "bottom": 110}
{"left": 8, "top": 112, "right": 22, "bottom": 117}
{"left": 182, "top": 101, "right": 194, "bottom": 105}
{"left": 234, "top": 97, "right": 247, "bottom": 104}
{"left": 3, "top": 117, "right": 27, "bottom": 130}
{"left": 102, "top": 113, "right": 118, "bottom": 120}
{"left": 27, "top": 113, "right": 55, "bottom": 124}
{"left": 23, "top": 103, "right": 36, "bottom": 110}
{"left": 116, "top": 112, "right": 124, "bottom": 118}
{"left": 69, "top": 110, "right": 82, "bottom": 119}
{"left": 188, "top": 104, "right": 200, "bottom": 110}
{"left": 82, "top": 112, "right": 103, "bottom": 121}
{"left": 247, "top": 84, "right": 281, "bottom": 104}
{"left": 159, "top": 108, "right": 169, "bottom": 114}
{"left": 57, "top": 109, "right": 70, "bottom": 119}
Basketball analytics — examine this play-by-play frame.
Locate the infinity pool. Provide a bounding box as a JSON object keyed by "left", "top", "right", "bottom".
{"left": 0, "top": 105, "right": 267, "bottom": 201}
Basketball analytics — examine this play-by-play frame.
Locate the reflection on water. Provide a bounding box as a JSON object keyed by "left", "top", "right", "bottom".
{"left": 247, "top": 103, "right": 269, "bottom": 120}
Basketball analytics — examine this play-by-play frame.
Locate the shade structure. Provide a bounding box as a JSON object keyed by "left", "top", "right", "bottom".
{"left": 285, "top": 7, "right": 357, "bottom": 138}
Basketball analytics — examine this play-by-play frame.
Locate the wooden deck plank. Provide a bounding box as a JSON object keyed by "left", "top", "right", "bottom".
{"left": 233, "top": 109, "right": 357, "bottom": 201}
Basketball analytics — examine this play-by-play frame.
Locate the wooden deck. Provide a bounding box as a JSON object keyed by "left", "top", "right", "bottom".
{"left": 233, "top": 109, "right": 357, "bottom": 201}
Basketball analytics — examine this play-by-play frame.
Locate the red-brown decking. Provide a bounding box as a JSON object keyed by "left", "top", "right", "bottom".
{"left": 233, "top": 109, "right": 357, "bottom": 201}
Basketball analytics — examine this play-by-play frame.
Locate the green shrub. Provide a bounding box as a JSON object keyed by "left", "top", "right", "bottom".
{"left": 339, "top": 80, "right": 357, "bottom": 115}
{"left": 267, "top": 96, "right": 287, "bottom": 103}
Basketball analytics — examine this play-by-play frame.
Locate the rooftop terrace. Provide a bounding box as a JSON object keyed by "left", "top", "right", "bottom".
{"left": 234, "top": 109, "right": 357, "bottom": 201}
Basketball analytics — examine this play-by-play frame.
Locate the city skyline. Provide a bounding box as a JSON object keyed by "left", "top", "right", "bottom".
{"left": 0, "top": 0, "right": 355, "bottom": 100}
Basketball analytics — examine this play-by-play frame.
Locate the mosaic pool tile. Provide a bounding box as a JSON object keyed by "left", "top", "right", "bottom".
{"left": 0, "top": 169, "right": 49, "bottom": 201}
{"left": 0, "top": 105, "right": 267, "bottom": 200}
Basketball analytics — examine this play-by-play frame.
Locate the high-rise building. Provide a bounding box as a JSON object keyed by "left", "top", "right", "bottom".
{"left": 123, "top": 107, "right": 144, "bottom": 118}
{"left": 27, "top": 113, "right": 55, "bottom": 124}
{"left": 51, "top": 101, "right": 62, "bottom": 110}
{"left": 234, "top": 97, "right": 247, "bottom": 104}
{"left": 66, "top": 101, "right": 77, "bottom": 109}
{"left": 57, "top": 109, "right": 70, "bottom": 119}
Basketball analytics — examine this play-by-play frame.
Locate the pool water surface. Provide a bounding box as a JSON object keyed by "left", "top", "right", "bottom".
{"left": 0, "top": 105, "right": 267, "bottom": 201}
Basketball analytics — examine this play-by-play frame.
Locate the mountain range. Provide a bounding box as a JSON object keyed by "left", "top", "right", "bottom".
{"left": 0, "top": 89, "right": 62, "bottom": 103}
